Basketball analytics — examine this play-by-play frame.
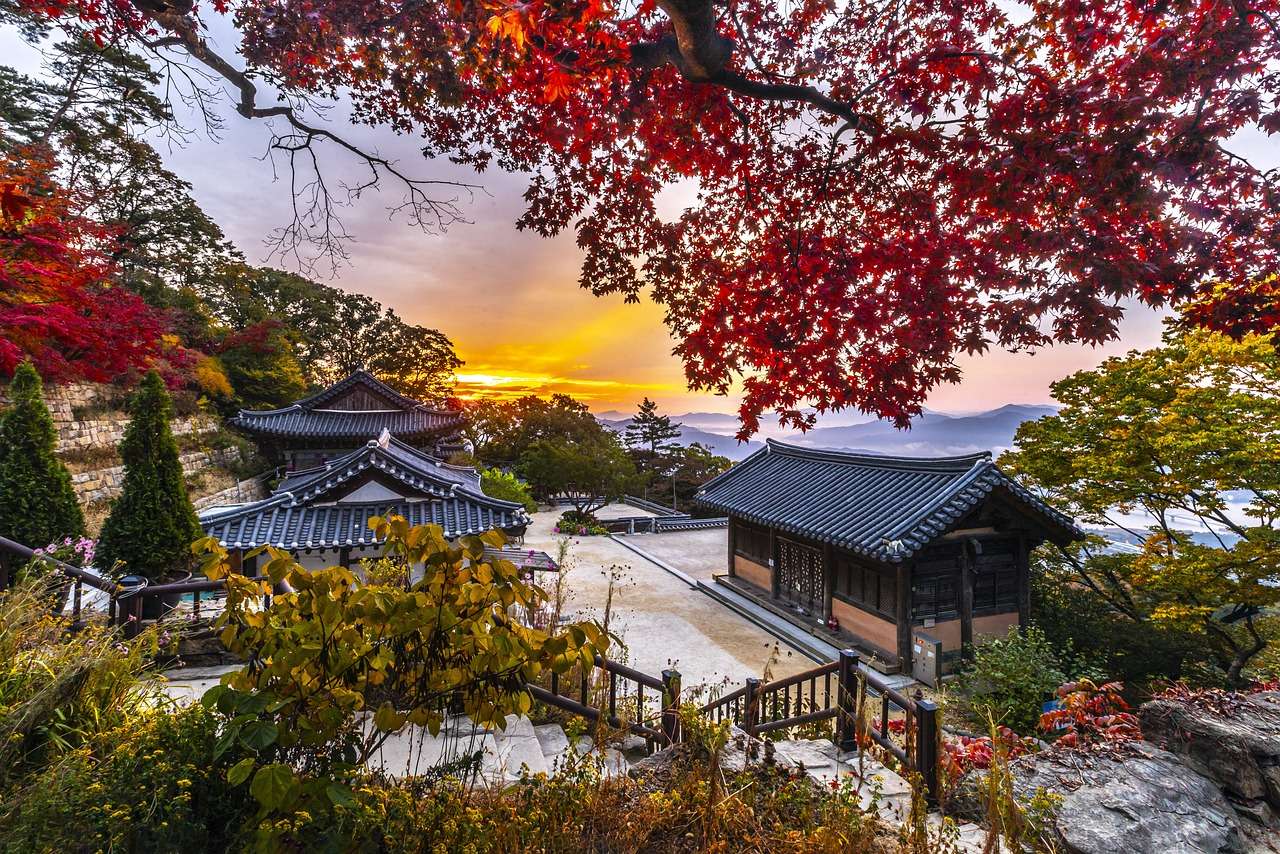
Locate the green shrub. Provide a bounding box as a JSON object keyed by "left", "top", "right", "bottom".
{"left": 479, "top": 467, "right": 537, "bottom": 513}
{"left": 96, "top": 370, "right": 202, "bottom": 581}
{"left": 0, "top": 704, "right": 255, "bottom": 854}
{"left": 0, "top": 360, "right": 84, "bottom": 549}
{"left": 956, "top": 627, "right": 1077, "bottom": 735}
{"left": 554, "top": 509, "right": 608, "bottom": 536}
{"left": 1031, "top": 569, "right": 1196, "bottom": 687}
{"left": 0, "top": 578, "right": 162, "bottom": 787}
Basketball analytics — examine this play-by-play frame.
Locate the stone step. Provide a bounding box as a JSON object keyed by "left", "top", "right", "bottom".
{"left": 532, "top": 723, "right": 630, "bottom": 777}
{"left": 491, "top": 714, "right": 551, "bottom": 781}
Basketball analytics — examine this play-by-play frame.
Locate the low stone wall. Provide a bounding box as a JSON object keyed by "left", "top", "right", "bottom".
{"left": 193, "top": 471, "right": 274, "bottom": 510}
{"left": 73, "top": 447, "right": 244, "bottom": 504}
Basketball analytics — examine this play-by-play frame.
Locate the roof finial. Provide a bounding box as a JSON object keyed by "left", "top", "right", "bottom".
{"left": 378, "top": 427, "right": 391, "bottom": 448}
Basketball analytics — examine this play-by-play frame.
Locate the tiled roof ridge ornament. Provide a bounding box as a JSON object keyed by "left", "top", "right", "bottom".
{"left": 377, "top": 427, "right": 391, "bottom": 448}
{"left": 885, "top": 539, "right": 907, "bottom": 557}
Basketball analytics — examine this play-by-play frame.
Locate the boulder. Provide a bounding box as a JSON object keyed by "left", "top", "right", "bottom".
{"left": 1140, "top": 691, "right": 1280, "bottom": 821}
{"left": 948, "top": 742, "right": 1243, "bottom": 854}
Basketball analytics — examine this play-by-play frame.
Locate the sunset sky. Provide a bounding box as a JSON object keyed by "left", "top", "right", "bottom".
{"left": 6, "top": 23, "right": 1173, "bottom": 422}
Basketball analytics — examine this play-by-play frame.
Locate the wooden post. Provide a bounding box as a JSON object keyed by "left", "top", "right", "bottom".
{"left": 726, "top": 517, "right": 737, "bottom": 578}
{"left": 959, "top": 544, "right": 975, "bottom": 657}
{"left": 338, "top": 546, "right": 351, "bottom": 570}
{"left": 0, "top": 552, "right": 10, "bottom": 592}
{"left": 743, "top": 677, "right": 762, "bottom": 739}
{"left": 661, "top": 668, "right": 682, "bottom": 745}
{"left": 821, "top": 542, "right": 835, "bottom": 624}
{"left": 895, "top": 563, "right": 912, "bottom": 670}
{"left": 1016, "top": 534, "right": 1030, "bottom": 633}
{"left": 914, "top": 695, "right": 941, "bottom": 805}
{"left": 769, "top": 528, "right": 779, "bottom": 599}
{"left": 837, "top": 648, "right": 860, "bottom": 752}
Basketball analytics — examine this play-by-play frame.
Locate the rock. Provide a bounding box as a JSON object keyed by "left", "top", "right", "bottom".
{"left": 948, "top": 742, "right": 1244, "bottom": 854}
{"left": 1139, "top": 691, "right": 1280, "bottom": 815}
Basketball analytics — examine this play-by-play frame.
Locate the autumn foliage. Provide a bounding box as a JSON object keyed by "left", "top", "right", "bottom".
{"left": 13, "top": 0, "right": 1280, "bottom": 428}
{"left": 0, "top": 149, "right": 164, "bottom": 382}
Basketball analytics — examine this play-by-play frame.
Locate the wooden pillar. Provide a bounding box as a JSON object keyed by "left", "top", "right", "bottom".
{"left": 959, "top": 542, "right": 975, "bottom": 656}
{"left": 821, "top": 542, "right": 835, "bottom": 623}
{"left": 726, "top": 516, "right": 737, "bottom": 578}
{"left": 243, "top": 552, "right": 258, "bottom": 578}
{"left": 1016, "top": 535, "right": 1031, "bottom": 633}
{"left": 338, "top": 546, "right": 352, "bottom": 569}
{"left": 836, "top": 648, "right": 860, "bottom": 752}
{"left": 895, "top": 562, "right": 912, "bottom": 669}
{"left": 769, "top": 527, "right": 779, "bottom": 599}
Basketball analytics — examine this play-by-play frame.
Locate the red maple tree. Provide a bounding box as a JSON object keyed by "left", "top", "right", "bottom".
{"left": 20, "top": 0, "right": 1280, "bottom": 430}
{"left": 0, "top": 148, "right": 166, "bottom": 383}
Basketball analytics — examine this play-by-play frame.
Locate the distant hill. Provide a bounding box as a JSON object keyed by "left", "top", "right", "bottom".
{"left": 596, "top": 417, "right": 763, "bottom": 461}
{"left": 782, "top": 404, "right": 1060, "bottom": 457}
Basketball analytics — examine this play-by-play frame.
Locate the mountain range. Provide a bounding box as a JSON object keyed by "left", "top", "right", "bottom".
{"left": 596, "top": 403, "right": 1059, "bottom": 461}
{"left": 595, "top": 416, "right": 764, "bottom": 461}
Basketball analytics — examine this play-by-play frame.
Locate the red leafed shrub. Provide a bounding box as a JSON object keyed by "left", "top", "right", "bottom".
{"left": 940, "top": 726, "right": 1029, "bottom": 783}
{"left": 1039, "top": 679, "right": 1141, "bottom": 749}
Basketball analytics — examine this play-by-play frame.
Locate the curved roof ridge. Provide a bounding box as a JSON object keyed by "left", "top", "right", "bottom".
{"left": 765, "top": 438, "right": 992, "bottom": 470}
{"left": 234, "top": 403, "right": 303, "bottom": 418}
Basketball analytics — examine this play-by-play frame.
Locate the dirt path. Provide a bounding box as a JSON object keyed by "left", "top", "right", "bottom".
{"left": 525, "top": 507, "right": 812, "bottom": 692}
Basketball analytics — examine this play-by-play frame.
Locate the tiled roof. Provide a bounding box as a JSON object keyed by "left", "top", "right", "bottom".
{"left": 199, "top": 498, "right": 526, "bottom": 550}
{"left": 275, "top": 434, "right": 482, "bottom": 497}
{"left": 230, "top": 370, "right": 463, "bottom": 441}
{"left": 696, "top": 439, "right": 1079, "bottom": 563}
{"left": 199, "top": 433, "right": 526, "bottom": 548}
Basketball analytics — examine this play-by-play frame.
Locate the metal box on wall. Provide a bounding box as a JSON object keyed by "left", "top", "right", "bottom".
{"left": 911, "top": 629, "right": 943, "bottom": 688}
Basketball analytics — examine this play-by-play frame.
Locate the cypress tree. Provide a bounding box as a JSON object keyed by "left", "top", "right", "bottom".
{"left": 96, "top": 370, "right": 201, "bottom": 580}
{"left": 0, "top": 360, "right": 85, "bottom": 548}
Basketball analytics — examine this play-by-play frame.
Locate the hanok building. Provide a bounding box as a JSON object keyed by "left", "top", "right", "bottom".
{"left": 199, "top": 431, "right": 533, "bottom": 572}
{"left": 231, "top": 369, "right": 465, "bottom": 471}
{"left": 696, "top": 440, "right": 1079, "bottom": 678}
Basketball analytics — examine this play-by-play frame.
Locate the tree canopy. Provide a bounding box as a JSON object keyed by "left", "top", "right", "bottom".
{"left": 1002, "top": 327, "right": 1280, "bottom": 686}
{"left": 10, "top": 0, "right": 1279, "bottom": 431}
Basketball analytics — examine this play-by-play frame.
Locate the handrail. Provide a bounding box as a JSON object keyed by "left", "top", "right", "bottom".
{"left": 762, "top": 659, "right": 838, "bottom": 693}
{"left": 595, "top": 654, "right": 664, "bottom": 691}
{"left": 0, "top": 536, "right": 120, "bottom": 594}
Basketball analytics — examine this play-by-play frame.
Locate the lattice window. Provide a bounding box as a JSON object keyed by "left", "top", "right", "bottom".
{"left": 776, "top": 538, "right": 824, "bottom": 611}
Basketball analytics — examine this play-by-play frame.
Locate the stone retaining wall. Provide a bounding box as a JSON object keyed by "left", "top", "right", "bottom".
{"left": 193, "top": 472, "right": 274, "bottom": 510}
{"left": 57, "top": 412, "right": 220, "bottom": 455}
{"left": 73, "top": 447, "right": 244, "bottom": 504}
{"left": 0, "top": 380, "right": 219, "bottom": 453}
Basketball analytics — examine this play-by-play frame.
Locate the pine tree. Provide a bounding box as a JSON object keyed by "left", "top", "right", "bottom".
{"left": 0, "top": 360, "right": 85, "bottom": 549}
{"left": 623, "top": 398, "right": 682, "bottom": 501}
{"left": 96, "top": 370, "right": 201, "bottom": 580}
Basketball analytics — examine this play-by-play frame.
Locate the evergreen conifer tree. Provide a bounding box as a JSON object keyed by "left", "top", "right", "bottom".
{"left": 96, "top": 371, "right": 201, "bottom": 580}
{"left": 0, "top": 360, "right": 84, "bottom": 548}
{"left": 623, "top": 398, "right": 683, "bottom": 502}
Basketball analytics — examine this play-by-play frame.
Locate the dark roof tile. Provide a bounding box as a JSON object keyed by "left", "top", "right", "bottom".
{"left": 696, "top": 439, "right": 1078, "bottom": 562}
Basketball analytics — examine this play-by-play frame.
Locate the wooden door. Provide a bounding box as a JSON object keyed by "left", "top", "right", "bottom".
{"left": 776, "top": 537, "right": 824, "bottom": 613}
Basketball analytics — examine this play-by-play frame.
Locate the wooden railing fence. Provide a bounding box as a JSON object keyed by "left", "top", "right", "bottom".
{"left": 699, "top": 649, "right": 941, "bottom": 803}
{"left": 528, "top": 654, "right": 681, "bottom": 754}
{"left": 0, "top": 536, "right": 274, "bottom": 638}
{"left": 0, "top": 536, "right": 939, "bottom": 800}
